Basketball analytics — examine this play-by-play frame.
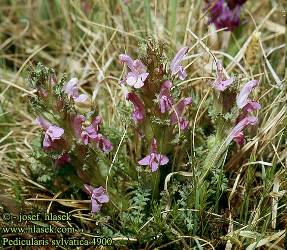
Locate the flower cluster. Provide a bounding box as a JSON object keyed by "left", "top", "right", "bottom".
{"left": 211, "top": 61, "right": 260, "bottom": 145}
{"left": 229, "top": 79, "right": 260, "bottom": 145}
{"left": 35, "top": 78, "right": 113, "bottom": 158}
{"left": 206, "top": 0, "right": 247, "bottom": 30}
{"left": 28, "top": 41, "right": 262, "bottom": 216}
{"left": 119, "top": 43, "right": 192, "bottom": 172}
{"left": 227, "top": 116, "right": 258, "bottom": 145}
{"left": 29, "top": 64, "right": 112, "bottom": 213}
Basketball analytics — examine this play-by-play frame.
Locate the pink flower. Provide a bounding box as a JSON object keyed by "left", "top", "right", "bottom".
{"left": 207, "top": 0, "right": 243, "bottom": 31}
{"left": 138, "top": 138, "right": 169, "bottom": 172}
{"left": 81, "top": 125, "right": 98, "bottom": 145}
{"left": 212, "top": 61, "right": 234, "bottom": 91}
{"left": 159, "top": 81, "right": 173, "bottom": 113}
{"left": 236, "top": 80, "right": 259, "bottom": 109}
{"left": 36, "top": 117, "right": 64, "bottom": 150}
{"left": 232, "top": 131, "right": 244, "bottom": 145}
{"left": 43, "top": 126, "right": 64, "bottom": 150}
{"left": 126, "top": 93, "right": 145, "bottom": 122}
{"left": 84, "top": 185, "right": 109, "bottom": 213}
{"left": 80, "top": 116, "right": 102, "bottom": 145}
{"left": 170, "top": 47, "right": 189, "bottom": 80}
{"left": 80, "top": 116, "right": 99, "bottom": 142}
{"left": 119, "top": 54, "right": 149, "bottom": 88}
{"left": 226, "top": 116, "right": 258, "bottom": 144}
{"left": 63, "top": 78, "right": 88, "bottom": 103}
{"left": 170, "top": 97, "right": 192, "bottom": 129}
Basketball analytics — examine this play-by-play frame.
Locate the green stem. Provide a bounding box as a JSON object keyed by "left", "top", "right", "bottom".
{"left": 151, "top": 170, "right": 160, "bottom": 201}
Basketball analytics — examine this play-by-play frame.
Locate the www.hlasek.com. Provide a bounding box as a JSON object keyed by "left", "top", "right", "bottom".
{"left": 1, "top": 225, "right": 81, "bottom": 234}
{"left": 1, "top": 237, "right": 113, "bottom": 247}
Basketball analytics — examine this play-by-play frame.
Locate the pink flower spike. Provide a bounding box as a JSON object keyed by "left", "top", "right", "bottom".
{"left": 160, "top": 96, "right": 173, "bottom": 113}
{"left": 138, "top": 138, "right": 169, "bottom": 172}
{"left": 63, "top": 77, "right": 88, "bottom": 103}
{"left": 126, "top": 93, "right": 145, "bottom": 122}
{"left": 84, "top": 185, "right": 109, "bottom": 213}
{"left": 176, "top": 97, "right": 193, "bottom": 116}
{"left": 236, "top": 80, "right": 259, "bottom": 108}
{"left": 170, "top": 47, "right": 189, "bottom": 80}
{"left": 226, "top": 116, "right": 258, "bottom": 144}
